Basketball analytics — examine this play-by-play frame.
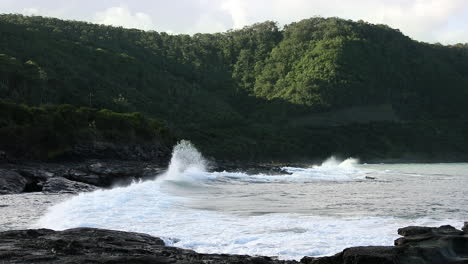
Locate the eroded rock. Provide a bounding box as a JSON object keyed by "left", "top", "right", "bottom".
{"left": 0, "top": 160, "right": 166, "bottom": 195}
{"left": 0, "top": 228, "right": 287, "bottom": 264}
{"left": 1, "top": 224, "right": 468, "bottom": 264}
{"left": 42, "top": 177, "right": 98, "bottom": 193}
{"left": 0, "top": 169, "right": 27, "bottom": 194}
{"left": 64, "top": 169, "right": 102, "bottom": 186}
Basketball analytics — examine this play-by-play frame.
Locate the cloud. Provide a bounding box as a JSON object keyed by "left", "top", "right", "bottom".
{"left": 363, "top": 0, "right": 468, "bottom": 42}
{"left": 5, "top": 0, "right": 468, "bottom": 43}
{"left": 211, "top": 0, "right": 468, "bottom": 43}
{"left": 221, "top": 0, "right": 248, "bottom": 29}
{"left": 190, "top": 14, "right": 228, "bottom": 33}
{"left": 14, "top": 3, "right": 83, "bottom": 21}
{"left": 21, "top": 7, "right": 40, "bottom": 16}
{"left": 438, "top": 28, "right": 468, "bottom": 44}
{"left": 94, "top": 6, "right": 155, "bottom": 31}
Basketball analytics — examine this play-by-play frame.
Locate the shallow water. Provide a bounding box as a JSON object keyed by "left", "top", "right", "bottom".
{"left": 0, "top": 193, "right": 70, "bottom": 231}
{"left": 4, "top": 142, "right": 468, "bottom": 260}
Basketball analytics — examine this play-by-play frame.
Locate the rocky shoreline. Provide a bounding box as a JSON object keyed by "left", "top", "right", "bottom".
{"left": 1, "top": 154, "right": 467, "bottom": 263}
{"left": 0, "top": 160, "right": 167, "bottom": 195}
{"left": 0, "top": 223, "right": 466, "bottom": 263}
{"left": 0, "top": 159, "right": 299, "bottom": 195}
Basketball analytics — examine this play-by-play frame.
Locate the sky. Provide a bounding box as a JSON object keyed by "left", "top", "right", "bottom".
{"left": 1, "top": 0, "right": 468, "bottom": 44}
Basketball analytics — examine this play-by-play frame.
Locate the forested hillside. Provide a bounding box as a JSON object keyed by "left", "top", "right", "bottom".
{"left": 1, "top": 14, "right": 468, "bottom": 161}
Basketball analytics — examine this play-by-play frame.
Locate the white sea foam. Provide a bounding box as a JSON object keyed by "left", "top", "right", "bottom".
{"left": 280, "top": 157, "right": 367, "bottom": 182}
{"left": 196, "top": 156, "right": 369, "bottom": 184}
{"left": 34, "top": 141, "right": 463, "bottom": 260}
{"left": 163, "top": 140, "right": 207, "bottom": 180}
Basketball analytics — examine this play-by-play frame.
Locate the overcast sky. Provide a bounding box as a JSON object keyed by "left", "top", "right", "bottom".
{"left": 1, "top": 0, "right": 467, "bottom": 44}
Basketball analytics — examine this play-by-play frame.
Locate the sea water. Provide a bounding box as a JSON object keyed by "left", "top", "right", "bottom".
{"left": 31, "top": 140, "right": 468, "bottom": 260}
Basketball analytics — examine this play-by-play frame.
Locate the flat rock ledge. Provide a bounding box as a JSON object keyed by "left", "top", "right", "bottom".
{"left": 0, "top": 224, "right": 467, "bottom": 264}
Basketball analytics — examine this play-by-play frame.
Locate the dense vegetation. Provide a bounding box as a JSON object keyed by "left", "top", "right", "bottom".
{"left": 0, "top": 100, "right": 175, "bottom": 159}
{"left": 1, "top": 14, "right": 468, "bottom": 161}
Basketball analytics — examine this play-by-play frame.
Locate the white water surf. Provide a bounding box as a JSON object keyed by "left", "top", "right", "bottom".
{"left": 35, "top": 140, "right": 465, "bottom": 260}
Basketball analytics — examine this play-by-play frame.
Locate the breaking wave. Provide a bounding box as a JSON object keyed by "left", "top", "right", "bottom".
{"left": 35, "top": 141, "right": 459, "bottom": 260}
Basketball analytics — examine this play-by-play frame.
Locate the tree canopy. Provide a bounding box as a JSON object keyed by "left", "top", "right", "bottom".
{"left": 1, "top": 14, "right": 468, "bottom": 161}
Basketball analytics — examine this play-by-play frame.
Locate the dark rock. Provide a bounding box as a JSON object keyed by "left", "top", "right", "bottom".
{"left": 42, "top": 177, "right": 98, "bottom": 193}
{"left": 395, "top": 225, "right": 464, "bottom": 246}
{"left": 14, "top": 168, "right": 56, "bottom": 192}
{"left": 397, "top": 226, "right": 433, "bottom": 237}
{"left": 16, "top": 168, "right": 55, "bottom": 180}
{"left": 1, "top": 224, "right": 468, "bottom": 264}
{"left": 142, "top": 166, "right": 166, "bottom": 178}
{"left": 64, "top": 169, "right": 103, "bottom": 186}
{"left": 0, "top": 169, "right": 27, "bottom": 194}
{"left": 64, "top": 162, "right": 162, "bottom": 187}
{"left": 301, "top": 247, "right": 401, "bottom": 264}
{"left": 87, "top": 162, "right": 144, "bottom": 178}
{"left": 463, "top": 222, "right": 468, "bottom": 233}
{"left": 436, "top": 224, "right": 464, "bottom": 234}
{"left": 301, "top": 224, "right": 468, "bottom": 264}
{"left": 0, "top": 228, "right": 291, "bottom": 264}
{"left": 0, "top": 160, "right": 166, "bottom": 194}
{"left": 0, "top": 150, "right": 6, "bottom": 162}
{"left": 341, "top": 246, "right": 401, "bottom": 264}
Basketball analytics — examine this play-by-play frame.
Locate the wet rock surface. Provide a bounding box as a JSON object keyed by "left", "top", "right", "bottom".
{"left": 0, "top": 228, "right": 289, "bottom": 264}
{"left": 302, "top": 224, "right": 468, "bottom": 264}
{"left": 1, "top": 159, "right": 297, "bottom": 195}
{"left": 42, "top": 177, "right": 98, "bottom": 193}
{"left": 0, "top": 169, "right": 27, "bottom": 194}
{"left": 0, "top": 224, "right": 467, "bottom": 264}
{"left": 0, "top": 160, "right": 166, "bottom": 195}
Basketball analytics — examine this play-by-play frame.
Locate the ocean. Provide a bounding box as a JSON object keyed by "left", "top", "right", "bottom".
{"left": 2, "top": 141, "right": 467, "bottom": 260}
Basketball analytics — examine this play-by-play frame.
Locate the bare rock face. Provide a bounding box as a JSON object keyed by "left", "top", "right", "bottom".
{"left": 64, "top": 161, "right": 160, "bottom": 187}
{"left": 302, "top": 224, "right": 468, "bottom": 264}
{"left": 1, "top": 224, "right": 468, "bottom": 264}
{"left": 0, "top": 228, "right": 288, "bottom": 264}
{"left": 42, "top": 177, "right": 98, "bottom": 194}
{"left": 0, "top": 169, "right": 27, "bottom": 194}
{"left": 0, "top": 160, "right": 166, "bottom": 195}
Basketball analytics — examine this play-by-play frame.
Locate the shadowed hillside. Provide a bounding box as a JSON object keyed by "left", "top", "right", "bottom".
{"left": 1, "top": 14, "right": 468, "bottom": 161}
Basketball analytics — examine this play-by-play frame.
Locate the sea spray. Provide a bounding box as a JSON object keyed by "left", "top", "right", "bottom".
{"left": 33, "top": 150, "right": 465, "bottom": 260}
{"left": 315, "top": 156, "right": 359, "bottom": 169}
{"left": 281, "top": 157, "right": 364, "bottom": 182}
{"left": 162, "top": 140, "right": 208, "bottom": 182}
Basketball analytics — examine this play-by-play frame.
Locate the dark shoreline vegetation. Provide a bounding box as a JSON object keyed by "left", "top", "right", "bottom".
{"left": 1, "top": 14, "right": 468, "bottom": 162}
{"left": 0, "top": 100, "right": 175, "bottom": 160}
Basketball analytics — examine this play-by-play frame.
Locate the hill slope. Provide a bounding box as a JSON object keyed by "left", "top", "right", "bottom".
{"left": 1, "top": 14, "right": 468, "bottom": 161}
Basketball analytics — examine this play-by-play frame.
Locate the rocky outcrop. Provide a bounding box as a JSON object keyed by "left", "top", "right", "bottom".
{"left": 0, "top": 169, "right": 27, "bottom": 194}
{"left": 0, "top": 228, "right": 288, "bottom": 264}
{"left": 42, "top": 177, "right": 98, "bottom": 193}
{"left": 64, "top": 162, "right": 164, "bottom": 187}
{"left": 302, "top": 224, "right": 468, "bottom": 264}
{"left": 0, "top": 224, "right": 467, "bottom": 264}
{"left": 0, "top": 161, "right": 165, "bottom": 195}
